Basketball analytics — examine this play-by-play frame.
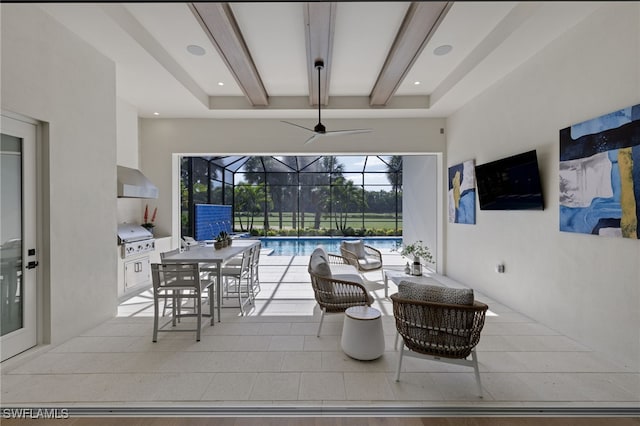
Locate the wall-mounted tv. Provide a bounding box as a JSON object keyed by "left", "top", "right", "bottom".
{"left": 475, "top": 150, "right": 544, "bottom": 210}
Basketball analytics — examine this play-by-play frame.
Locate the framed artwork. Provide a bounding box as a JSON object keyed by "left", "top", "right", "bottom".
{"left": 448, "top": 159, "right": 476, "bottom": 224}
{"left": 559, "top": 103, "right": 640, "bottom": 239}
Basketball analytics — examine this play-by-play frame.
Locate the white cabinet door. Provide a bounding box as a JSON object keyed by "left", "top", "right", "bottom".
{"left": 124, "top": 256, "right": 151, "bottom": 290}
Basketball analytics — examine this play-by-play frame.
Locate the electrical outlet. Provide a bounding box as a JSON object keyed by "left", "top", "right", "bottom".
{"left": 496, "top": 264, "right": 505, "bottom": 273}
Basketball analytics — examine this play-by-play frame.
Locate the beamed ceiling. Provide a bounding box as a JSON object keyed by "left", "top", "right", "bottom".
{"left": 39, "top": 2, "right": 606, "bottom": 119}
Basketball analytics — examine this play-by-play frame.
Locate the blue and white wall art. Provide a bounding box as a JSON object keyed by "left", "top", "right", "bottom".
{"left": 448, "top": 159, "right": 476, "bottom": 224}
{"left": 559, "top": 103, "right": 640, "bottom": 239}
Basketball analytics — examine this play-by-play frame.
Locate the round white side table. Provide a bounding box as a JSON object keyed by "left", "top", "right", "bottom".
{"left": 341, "top": 306, "right": 385, "bottom": 360}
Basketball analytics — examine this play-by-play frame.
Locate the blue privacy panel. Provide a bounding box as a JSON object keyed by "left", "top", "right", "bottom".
{"left": 195, "top": 204, "right": 232, "bottom": 240}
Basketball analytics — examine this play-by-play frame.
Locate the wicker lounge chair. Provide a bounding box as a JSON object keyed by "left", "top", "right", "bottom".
{"left": 391, "top": 285, "right": 488, "bottom": 397}
{"left": 308, "top": 247, "right": 373, "bottom": 336}
{"left": 340, "top": 240, "right": 383, "bottom": 277}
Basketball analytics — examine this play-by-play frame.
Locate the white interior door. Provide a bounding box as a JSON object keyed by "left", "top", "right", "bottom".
{"left": 1, "top": 114, "right": 37, "bottom": 362}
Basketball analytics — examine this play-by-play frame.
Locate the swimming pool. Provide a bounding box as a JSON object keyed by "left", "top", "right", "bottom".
{"left": 259, "top": 237, "right": 402, "bottom": 256}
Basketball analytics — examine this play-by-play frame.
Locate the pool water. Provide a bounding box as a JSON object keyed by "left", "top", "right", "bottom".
{"left": 259, "top": 237, "right": 402, "bottom": 256}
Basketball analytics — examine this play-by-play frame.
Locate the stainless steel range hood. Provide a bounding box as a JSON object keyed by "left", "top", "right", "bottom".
{"left": 117, "top": 165, "right": 158, "bottom": 199}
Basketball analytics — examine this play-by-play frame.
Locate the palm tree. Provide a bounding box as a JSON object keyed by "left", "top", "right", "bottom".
{"left": 309, "top": 156, "right": 344, "bottom": 229}
{"left": 272, "top": 156, "right": 299, "bottom": 231}
{"left": 330, "top": 176, "right": 364, "bottom": 234}
{"left": 234, "top": 183, "right": 271, "bottom": 232}
{"left": 240, "top": 157, "right": 269, "bottom": 229}
{"left": 384, "top": 155, "right": 403, "bottom": 234}
{"left": 386, "top": 155, "right": 403, "bottom": 191}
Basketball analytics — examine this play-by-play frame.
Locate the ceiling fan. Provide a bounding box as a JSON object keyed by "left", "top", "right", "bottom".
{"left": 282, "top": 60, "right": 372, "bottom": 145}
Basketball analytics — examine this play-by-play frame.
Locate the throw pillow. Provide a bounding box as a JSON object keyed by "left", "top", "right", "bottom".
{"left": 310, "top": 247, "right": 332, "bottom": 277}
{"left": 398, "top": 280, "right": 474, "bottom": 305}
{"left": 342, "top": 240, "right": 366, "bottom": 259}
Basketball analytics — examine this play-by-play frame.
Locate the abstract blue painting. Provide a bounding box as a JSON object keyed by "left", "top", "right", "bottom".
{"left": 448, "top": 159, "right": 476, "bottom": 224}
{"left": 559, "top": 103, "right": 640, "bottom": 239}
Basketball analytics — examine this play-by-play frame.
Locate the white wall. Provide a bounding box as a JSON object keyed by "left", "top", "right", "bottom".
{"left": 116, "top": 97, "right": 143, "bottom": 224}
{"left": 116, "top": 98, "right": 139, "bottom": 168}
{"left": 403, "top": 155, "right": 442, "bottom": 271}
{"left": 139, "top": 117, "right": 446, "bottom": 240}
{"left": 1, "top": 5, "right": 118, "bottom": 344}
{"left": 446, "top": 3, "right": 640, "bottom": 369}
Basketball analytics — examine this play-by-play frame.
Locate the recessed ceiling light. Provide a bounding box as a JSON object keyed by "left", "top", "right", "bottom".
{"left": 153, "top": 112, "right": 160, "bottom": 116}
{"left": 217, "top": 82, "right": 224, "bottom": 86}
{"left": 186, "top": 44, "right": 206, "bottom": 56}
{"left": 414, "top": 81, "right": 421, "bottom": 85}
{"left": 433, "top": 44, "right": 453, "bottom": 56}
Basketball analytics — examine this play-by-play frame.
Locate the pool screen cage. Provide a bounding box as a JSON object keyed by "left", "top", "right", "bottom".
{"left": 181, "top": 155, "right": 402, "bottom": 239}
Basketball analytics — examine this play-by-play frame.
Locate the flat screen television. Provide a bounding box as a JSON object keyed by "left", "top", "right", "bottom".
{"left": 475, "top": 150, "right": 544, "bottom": 210}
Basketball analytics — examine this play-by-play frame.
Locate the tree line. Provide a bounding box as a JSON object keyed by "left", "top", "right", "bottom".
{"left": 182, "top": 155, "right": 402, "bottom": 235}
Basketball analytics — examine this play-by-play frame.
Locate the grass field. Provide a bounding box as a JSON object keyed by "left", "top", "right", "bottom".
{"left": 234, "top": 212, "right": 401, "bottom": 232}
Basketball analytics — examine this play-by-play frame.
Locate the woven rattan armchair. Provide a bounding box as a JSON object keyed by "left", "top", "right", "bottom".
{"left": 308, "top": 249, "right": 372, "bottom": 336}
{"left": 391, "top": 293, "right": 488, "bottom": 397}
{"left": 340, "top": 240, "right": 383, "bottom": 276}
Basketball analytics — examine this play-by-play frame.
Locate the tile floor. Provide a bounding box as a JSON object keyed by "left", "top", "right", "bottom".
{"left": 1, "top": 251, "right": 638, "bottom": 414}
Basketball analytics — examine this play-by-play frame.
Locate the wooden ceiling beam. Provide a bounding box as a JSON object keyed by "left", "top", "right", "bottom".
{"left": 369, "top": 1, "right": 452, "bottom": 106}
{"left": 304, "top": 2, "right": 336, "bottom": 106}
{"left": 190, "top": 2, "right": 269, "bottom": 106}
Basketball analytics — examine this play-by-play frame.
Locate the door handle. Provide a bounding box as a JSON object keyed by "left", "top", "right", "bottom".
{"left": 26, "top": 261, "right": 39, "bottom": 269}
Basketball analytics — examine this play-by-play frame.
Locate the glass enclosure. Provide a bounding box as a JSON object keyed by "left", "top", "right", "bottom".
{"left": 181, "top": 155, "right": 402, "bottom": 238}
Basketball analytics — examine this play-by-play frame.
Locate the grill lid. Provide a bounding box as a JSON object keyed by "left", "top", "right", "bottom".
{"left": 117, "top": 223, "right": 153, "bottom": 244}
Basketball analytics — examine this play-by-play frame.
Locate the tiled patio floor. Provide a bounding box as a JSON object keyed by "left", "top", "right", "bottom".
{"left": 1, "top": 251, "right": 638, "bottom": 415}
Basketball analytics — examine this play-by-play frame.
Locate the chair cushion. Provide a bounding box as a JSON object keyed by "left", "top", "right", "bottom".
{"left": 341, "top": 240, "right": 366, "bottom": 259}
{"left": 326, "top": 275, "right": 373, "bottom": 306}
{"left": 330, "top": 263, "right": 358, "bottom": 275}
{"left": 310, "top": 246, "right": 332, "bottom": 277}
{"left": 398, "top": 280, "right": 474, "bottom": 306}
{"left": 357, "top": 258, "right": 382, "bottom": 270}
{"left": 314, "top": 245, "right": 329, "bottom": 260}
{"left": 331, "top": 273, "right": 364, "bottom": 285}
{"left": 331, "top": 292, "right": 374, "bottom": 306}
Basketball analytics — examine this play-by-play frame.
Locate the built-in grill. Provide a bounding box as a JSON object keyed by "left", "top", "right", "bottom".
{"left": 117, "top": 223, "right": 155, "bottom": 258}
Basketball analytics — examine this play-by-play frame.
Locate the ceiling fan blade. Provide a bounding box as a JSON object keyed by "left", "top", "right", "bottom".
{"left": 303, "top": 133, "right": 321, "bottom": 145}
{"left": 304, "top": 128, "right": 372, "bottom": 144}
{"left": 284, "top": 62, "right": 374, "bottom": 144}
{"left": 281, "top": 121, "right": 315, "bottom": 133}
{"left": 323, "top": 129, "right": 373, "bottom": 137}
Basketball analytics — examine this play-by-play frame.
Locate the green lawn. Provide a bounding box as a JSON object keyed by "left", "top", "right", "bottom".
{"left": 235, "top": 211, "right": 401, "bottom": 233}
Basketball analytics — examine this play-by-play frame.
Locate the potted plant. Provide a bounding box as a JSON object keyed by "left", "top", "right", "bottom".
{"left": 213, "top": 235, "right": 223, "bottom": 250}
{"left": 141, "top": 205, "right": 157, "bottom": 235}
{"left": 396, "top": 240, "right": 433, "bottom": 276}
{"left": 217, "top": 231, "right": 229, "bottom": 247}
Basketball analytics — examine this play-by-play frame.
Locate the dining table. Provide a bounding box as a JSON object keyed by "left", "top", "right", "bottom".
{"left": 161, "top": 239, "right": 260, "bottom": 322}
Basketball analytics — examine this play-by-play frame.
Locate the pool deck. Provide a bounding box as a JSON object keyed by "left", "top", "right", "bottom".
{"left": 257, "top": 236, "right": 402, "bottom": 256}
